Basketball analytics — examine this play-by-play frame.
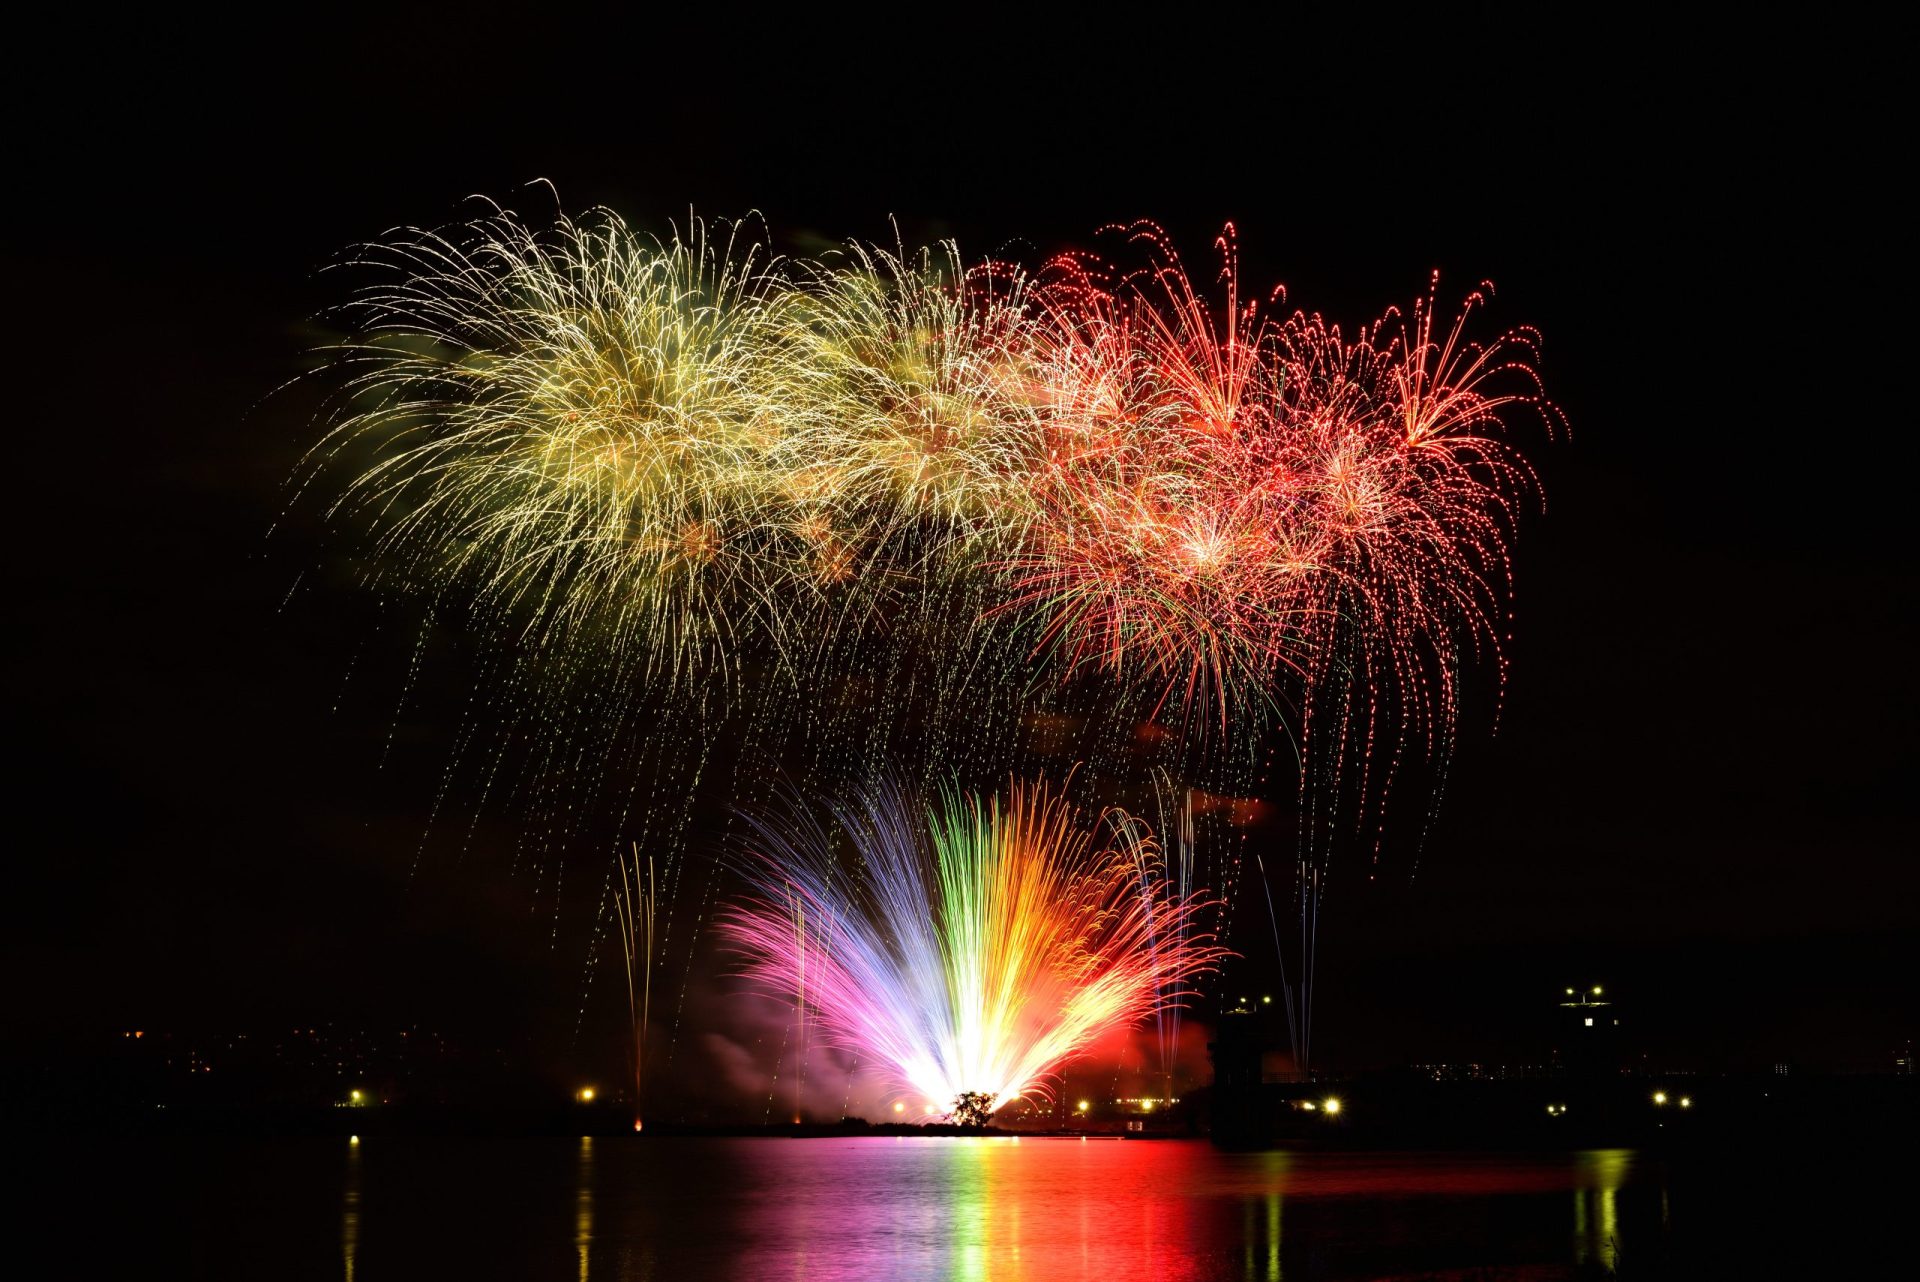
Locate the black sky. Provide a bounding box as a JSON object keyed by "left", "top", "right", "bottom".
{"left": 10, "top": 13, "right": 1914, "bottom": 1086}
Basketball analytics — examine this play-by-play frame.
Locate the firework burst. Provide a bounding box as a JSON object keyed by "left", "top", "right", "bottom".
{"left": 719, "top": 780, "right": 1228, "bottom": 1113}
{"left": 304, "top": 203, "right": 804, "bottom": 687}
{"left": 776, "top": 240, "right": 1044, "bottom": 555}
{"left": 305, "top": 204, "right": 1551, "bottom": 735}
{"left": 295, "top": 201, "right": 1559, "bottom": 1087}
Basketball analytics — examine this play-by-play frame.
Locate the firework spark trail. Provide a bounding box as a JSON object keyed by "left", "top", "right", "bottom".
{"left": 719, "top": 781, "right": 1229, "bottom": 1112}
{"left": 1253, "top": 853, "right": 1300, "bottom": 1065}
{"left": 611, "top": 846, "right": 655, "bottom": 1130}
{"left": 1151, "top": 769, "right": 1203, "bottom": 1092}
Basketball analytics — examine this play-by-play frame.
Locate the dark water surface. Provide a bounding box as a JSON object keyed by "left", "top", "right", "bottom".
{"left": 33, "top": 1135, "right": 1896, "bottom": 1279}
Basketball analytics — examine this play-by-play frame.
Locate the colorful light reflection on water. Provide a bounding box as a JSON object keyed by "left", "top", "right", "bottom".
{"left": 572, "top": 1137, "right": 1646, "bottom": 1281}
{"left": 60, "top": 1133, "right": 1872, "bottom": 1280}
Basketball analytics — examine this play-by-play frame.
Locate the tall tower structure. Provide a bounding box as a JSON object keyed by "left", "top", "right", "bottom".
{"left": 1556, "top": 984, "right": 1621, "bottom": 1077}
{"left": 1208, "top": 1007, "right": 1270, "bottom": 1149}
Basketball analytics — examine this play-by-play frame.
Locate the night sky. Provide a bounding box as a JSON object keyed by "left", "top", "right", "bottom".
{"left": 13, "top": 16, "right": 1912, "bottom": 1096}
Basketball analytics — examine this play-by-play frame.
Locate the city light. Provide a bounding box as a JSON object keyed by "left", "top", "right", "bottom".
{"left": 893, "top": 1102, "right": 906, "bottom": 1114}
{"left": 1679, "top": 1096, "right": 1692, "bottom": 1109}
{"left": 1592, "top": 986, "right": 1603, "bottom": 996}
{"left": 576, "top": 1087, "right": 596, "bottom": 1103}
{"left": 1323, "top": 1098, "right": 1342, "bottom": 1115}
{"left": 1076, "top": 1100, "right": 1090, "bottom": 1113}
{"left": 349, "top": 1089, "right": 363, "bottom": 1105}
{"left": 1652, "top": 1091, "right": 1668, "bottom": 1106}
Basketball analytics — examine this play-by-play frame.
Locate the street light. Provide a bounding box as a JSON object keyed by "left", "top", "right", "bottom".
{"left": 576, "top": 1087, "right": 596, "bottom": 1103}
{"left": 1652, "top": 1091, "right": 1668, "bottom": 1106}
{"left": 1323, "top": 1097, "right": 1342, "bottom": 1116}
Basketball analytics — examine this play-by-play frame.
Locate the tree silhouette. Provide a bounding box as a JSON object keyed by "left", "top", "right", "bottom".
{"left": 951, "top": 1091, "right": 996, "bottom": 1128}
